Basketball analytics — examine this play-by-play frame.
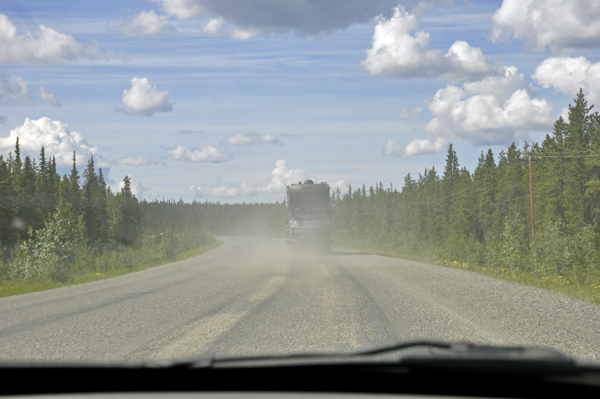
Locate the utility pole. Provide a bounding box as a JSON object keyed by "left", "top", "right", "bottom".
{"left": 529, "top": 155, "right": 535, "bottom": 243}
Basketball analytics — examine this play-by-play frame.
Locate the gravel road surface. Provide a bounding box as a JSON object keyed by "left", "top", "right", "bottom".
{"left": 1, "top": 236, "right": 599, "bottom": 362}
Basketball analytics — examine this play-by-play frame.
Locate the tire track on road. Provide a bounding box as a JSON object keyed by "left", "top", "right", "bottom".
{"left": 126, "top": 275, "right": 287, "bottom": 361}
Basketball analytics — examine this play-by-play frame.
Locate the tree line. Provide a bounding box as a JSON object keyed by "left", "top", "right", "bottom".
{"left": 331, "top": 90, "right": 600, "bottom": 286}
{"left": 139, "top": 199, "right": 286, "bottom": 237}
{"left": 0, "top": 140, "right": 142, "bottom": 254}
{"left": 0, "top": 140, "right": 286, "bottom": 282}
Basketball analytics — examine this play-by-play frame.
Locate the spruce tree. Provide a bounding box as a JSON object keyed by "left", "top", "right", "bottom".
{"left": 0, "top": 156, "right": 16, "bottom": 252}
{"left": 111, "top": 175, "right": 142, "bottom": 245}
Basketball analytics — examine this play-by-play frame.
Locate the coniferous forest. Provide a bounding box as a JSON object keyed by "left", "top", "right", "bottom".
{"left": 330, "top": 90, "right": 600, "bottom": 291}
{"left": 0, "top": 139, "right": 285, "bottom": 284}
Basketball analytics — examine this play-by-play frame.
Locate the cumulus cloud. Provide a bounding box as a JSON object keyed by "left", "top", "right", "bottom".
{"left": 426, "top": 66, "right": 554, "bottom": 145}
{"left": 221, "top": 131, "right": 280, "bottom": 146}
{"left": 186, "top": 160, "right": 335, "bottom": 199}
{"left": 362, "top": 6, "right": 502, "bottom": 81}
{"left": 189, "top": 160, "right": 316, "bottom": 198}
{"left": 118, "top": 174, "right": 147, "bottom": 198}
{"left": 116, "top": 77, "right": 174, "bottom": 116}
{"left": 156, "top": 0, "right": 399, "bottom": 37}
{"left": 0, "top": 117, "right": 98, "bottom": 166}
{"left": 256, "top": 160, "right": 308, "bottom": 196}
{"left": 109, "top": 10, "right": 175, "bottom": 36}
{"left": 387, "top": 137, "right": 448, "bottom": 158}
{"left": 167, "top": 144, "right": 229, "bottom": 163}
{"left": 533, "top": 56, "right": 600, "bottom": 103}
{"left": 491, "top": 0, "right": 600, "bottom": 53}
{"left": 398, "top": 105, "right": 423, "bottom": 120}
{"left": 0, "top": 13, "right": 113, "bottom": 65}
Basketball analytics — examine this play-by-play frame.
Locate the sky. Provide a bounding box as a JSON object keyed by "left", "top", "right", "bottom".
{"left": 1, "top": 0, "right": 600, "bottom": 202}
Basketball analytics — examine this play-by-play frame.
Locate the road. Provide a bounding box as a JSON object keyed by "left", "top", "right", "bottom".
{"left": 1, "top": 236, "right": 599, "bottom": 362}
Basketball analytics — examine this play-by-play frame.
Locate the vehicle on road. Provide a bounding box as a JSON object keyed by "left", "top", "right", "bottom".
{"left": 285, "top": 180, "right": 331, "bottom": 252}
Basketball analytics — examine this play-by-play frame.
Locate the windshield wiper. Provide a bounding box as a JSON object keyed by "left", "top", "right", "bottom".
{"left": 152, "top": 339, "right": 578, "bottom": 371}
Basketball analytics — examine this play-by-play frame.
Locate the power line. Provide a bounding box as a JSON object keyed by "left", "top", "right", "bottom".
{"left": 535, "top": 154, "right": 600, "bottom": 158}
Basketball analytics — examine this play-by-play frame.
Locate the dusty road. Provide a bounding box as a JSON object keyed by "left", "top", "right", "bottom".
{"left": 1, "top": 236, "right": 599, "bottom": 362}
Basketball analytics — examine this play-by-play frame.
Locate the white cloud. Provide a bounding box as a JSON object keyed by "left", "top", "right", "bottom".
{"left": 0, "top": 14, "right": 112, "bottom": 65}
{"left": 256, "top": 159, "right": 308, "bottom": 196}
{"left": 202, "top": 17, "right": 224, "bottom": 35}
{"left": 398, "top": 105, "right": 423, "bottom": 120}
{"left": 426, "top": 66, "right": 554, "bottom": 145}
{"left": 187, "top": 160, "right": 334, "bottom": 199}
{"left": 210, "top": 185, "right": 240, "bottom": 198}
{"left": 118, "top": 174, "right": 147, "bottom": 198}
{"left": 0, "top": 74, "right": 60, "bottom": 110}
{"left": 212, "top": 184, "right": 257, "bottom": 198}
{"left": 37, "top": 86, "right": 61, "bottom": 107}
{"left": 383, "top": 140, "right": 403, "bottom": 156}
{"left": 202, "top": 17, "right": 258, "bottom": 40}
{"left": 156, "top": 0, "right": 399, "bottom": 37}
{"left": 361, "top": 6, "right": 502, "bottom": 81}
{"left": 0, "top": 117, "right": 98, "bottom": 166}
{"left": 221, "top": 131, "right": 280, "bottom": 146}
{"left": 187, "top": 182, "right": 256, "bottom": 198}
{"left": 109, "top": 10, "right": 175, "bottom": 36}
{"left": 116, "top": 77, "right": 174, "bottom": 116}
{"left": 238, "top": 182, "right": 256, "bottom": 197}
{"left": 491, "top": 0, "right": 600, "bottom": 53}
{"left": 533, "top": 56, "right": 600, "bottom": 103}
{"left": 167, "top": 144, "right": 229, "bottom": 163}
{"left": 114, "top": 155, "right": 158, "bottom": 166}
{"left": 462, "top": 66, "right": 534, "bottom": 103}
{"left": 0, "top": 73, "right": 34, "bottom": 105}
{"left": 384, "top": 138, "right": 447, "bottom": 157}
{"left": 402, "top": 138, "right": 448, "bottom": 157}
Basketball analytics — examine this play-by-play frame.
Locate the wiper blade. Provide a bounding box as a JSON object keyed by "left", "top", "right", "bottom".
{"left": 353, "top": 339, "right": 576, "bottom": 371}
{"left": 352, "top": 339, "right": 454, "bottom": 355}
{"left": 164, "top": 340, "right": 575, "bottom": 369}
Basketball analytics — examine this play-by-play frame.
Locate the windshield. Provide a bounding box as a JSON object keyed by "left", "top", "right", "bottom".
{"left": 288, "top": 190, "right": 330, "bottom": 217}
{"left": 1, "top": 0, "right": 600, "bottom": 365}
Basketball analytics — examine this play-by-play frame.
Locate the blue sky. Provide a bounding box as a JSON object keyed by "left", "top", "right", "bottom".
{"left": 1, "top": 0, "right": 599, "bottom": 202}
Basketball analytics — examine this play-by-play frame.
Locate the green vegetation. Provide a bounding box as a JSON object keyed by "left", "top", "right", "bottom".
{"left": 0, "top": 138, "right": 284, "bottom": 296}
{"left": 0, "top": 237, "right": 222, "bottom": 298}
{"left": 331, "top": 90, "right": 600, "bottom": 304}
{"left": 138, "top": 199, "right": 286, "bottom": 237}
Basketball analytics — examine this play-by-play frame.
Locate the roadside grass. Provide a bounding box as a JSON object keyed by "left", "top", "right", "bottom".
{"left": 332, "top": 242, "right": 600, "bottom": 305}
{"left": 431, "top": 259, "right": 600, "bottom": 305}
{"left": 0, "top": 240, "right": 223, "bottom": 299}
